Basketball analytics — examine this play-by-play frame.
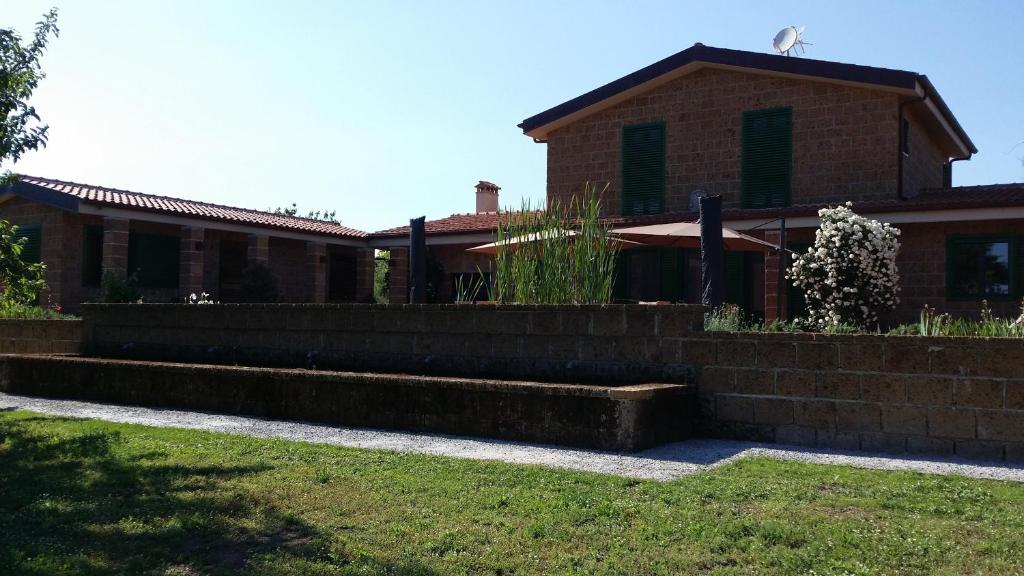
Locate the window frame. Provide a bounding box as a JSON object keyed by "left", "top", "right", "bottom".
{"left": 620, "top": 121, "right": 666, "bottom": 216}
{"left": 945, "top": 234, "right": 1018, "bottom": 301}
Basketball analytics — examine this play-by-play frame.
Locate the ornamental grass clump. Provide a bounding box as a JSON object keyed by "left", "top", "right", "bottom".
{"left": 789, "top": 203, "right": 901, "bottom": 330}
{"left": 493, "top": 184, "right": 619, "bottom": 305}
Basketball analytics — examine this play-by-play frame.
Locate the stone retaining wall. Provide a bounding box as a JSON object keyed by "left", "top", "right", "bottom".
{"left": 0, "top": 355, "right": 693, "bottom": 451}
{"left": 82, "top": 303, "right": 705, "bottom": 385}
{"left": 693, "top": 332, "right": 1024, "bottom": 462}
{"left": 0, "top": 319, "right": 81, "bottom": 354}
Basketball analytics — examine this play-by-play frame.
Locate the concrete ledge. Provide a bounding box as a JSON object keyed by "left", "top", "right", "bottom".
{"left": 0, "top": 354, "right": 695, "bottom": 452}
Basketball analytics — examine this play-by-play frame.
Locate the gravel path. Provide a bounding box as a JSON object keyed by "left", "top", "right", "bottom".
{"left": 3, "top": 392, "right": 1022, "bottom": 483}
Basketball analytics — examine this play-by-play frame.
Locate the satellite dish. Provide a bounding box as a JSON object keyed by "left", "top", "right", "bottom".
{"left": 773, "top": 25, "right": 811, "bottom": 56}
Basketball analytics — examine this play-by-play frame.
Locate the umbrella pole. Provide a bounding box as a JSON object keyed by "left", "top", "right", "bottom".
{"left": 699, "top": 195, "right": 725, "bottom": 310}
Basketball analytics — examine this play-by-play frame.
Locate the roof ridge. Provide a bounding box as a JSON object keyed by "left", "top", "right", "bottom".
{"left": 17, "top": 174, "right": 366, "bottom": 235}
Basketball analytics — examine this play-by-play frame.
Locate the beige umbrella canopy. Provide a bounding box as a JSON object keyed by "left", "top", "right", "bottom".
{"left": 612, "top": 222, "right": 779, "bottom": 252}
{"left": 466, "top": 230, "right": 644, "bottom": 256}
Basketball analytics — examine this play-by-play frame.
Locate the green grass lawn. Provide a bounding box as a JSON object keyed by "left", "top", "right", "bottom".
{"left": 2, "top": 411, "right": 1023, "bottom": 575}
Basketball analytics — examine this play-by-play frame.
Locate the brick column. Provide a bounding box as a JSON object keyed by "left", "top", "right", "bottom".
{"left": 102, "top": 217, "right": 130, "bottom": 280}
{"left": 355, "top": 248, "right": 374, "bottom": 303}
{"left": 180, "top": 226, "right": 205, "bottom": 298}
{"left": 307, "top": 241, "right": 327, "bottom": 303}
{"left": 764, "top": 231, "right": 782, "bottom": 323}
{"left": 247, "top": 234, "right": 269, "bottom": 265}
{"left": 388, "top": 247, "right": 409, "bottom": 304}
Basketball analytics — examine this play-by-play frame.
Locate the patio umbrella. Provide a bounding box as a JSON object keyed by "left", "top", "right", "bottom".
{"left": 466, "top": 230, "right": 644, "bottom": 256}
{"left": 611, "top": 222, "right": 779, "bottom": 252}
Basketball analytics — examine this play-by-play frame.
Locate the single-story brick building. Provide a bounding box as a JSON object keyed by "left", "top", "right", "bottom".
{"left": 1, "top": 175, "right": 374, "bottom": 311}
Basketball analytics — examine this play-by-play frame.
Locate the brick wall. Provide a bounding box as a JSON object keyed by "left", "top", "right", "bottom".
{"left": 546, "top": 67, "right": 903, "bottom": 215}
{"left": 0, "top": 319, "right": 82, "bottom": 354}
{"left": 902, "top": 110, "right": 947, "bottom": 194}
{"left": 895, "top": 220, "right": 1024, "bottom": 323}
{"left": 693, "top": 332, "right": 1024, "bottom": 462}
{"left": 82, "top": 303, "right": 705, "bottom": 384}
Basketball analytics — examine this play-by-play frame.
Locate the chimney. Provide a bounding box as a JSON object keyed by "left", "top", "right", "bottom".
{"left": 475, "top": 181, "right": 500, "bottom": 214}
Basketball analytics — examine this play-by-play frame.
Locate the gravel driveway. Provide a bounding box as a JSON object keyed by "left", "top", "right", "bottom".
{"left": 2, "top": 392, "right": 1022, "bottom": 483}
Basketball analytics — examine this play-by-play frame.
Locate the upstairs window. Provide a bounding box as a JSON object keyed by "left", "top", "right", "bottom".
{"left": 127, "top": 231, "right": 180, "bottom": 289}
{"left": 13, "top": 224, "right": 41, "bottom": 264}
{"left": 621, "top": 123, "right": 665, "bottom": 215}
{"left": 947, "top": 236, "right": 1018, "bottom": 299}
{"left": 82, "top": 225, "right": 104, "bottom": 287}
{"left": 742, "top": 107, "right": 792, "bottom": 209}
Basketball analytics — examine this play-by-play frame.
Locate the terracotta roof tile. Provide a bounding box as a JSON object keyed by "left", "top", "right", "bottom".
{"left": 15, "top": 175, "right": 367, "bottom": 238}
{"left": 373, "top": 211, "right": 507, "bottom": 238}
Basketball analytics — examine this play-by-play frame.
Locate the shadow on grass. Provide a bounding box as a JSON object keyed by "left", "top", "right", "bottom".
{"left": 0, "top": 416, "right": 438, "bottom": 575}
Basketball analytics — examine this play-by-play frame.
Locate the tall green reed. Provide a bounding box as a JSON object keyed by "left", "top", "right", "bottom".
{"left": 493, "top": 183, "right": 619, "bottom": 305}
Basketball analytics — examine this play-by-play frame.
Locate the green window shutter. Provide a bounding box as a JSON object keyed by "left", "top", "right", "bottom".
{"left": 82, "top": 225, "right": 104, "bottom": 287}
{"left": 127, "top": 231, "right": 180, "bottom": 289}
{"left": 14, "top": 224, "right": 42, "bottom": 264}
{"left": 622, "top": 123, "right": 666, "bottom": 215}
{"left": 742, "top": 107, "right": 793, "bottom": 209}
{"left": 1017, "top": 238, "right": 1024, "bottom": 298}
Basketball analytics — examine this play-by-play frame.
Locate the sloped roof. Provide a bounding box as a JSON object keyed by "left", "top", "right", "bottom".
{"left": 519, "top": 43, "right": 975, "bottom": 156}
{"left": 12, "top": 175, "right": 367, "bottom": 238}
{"left": 373, "top": 211, "right": 508, "bottom": 238}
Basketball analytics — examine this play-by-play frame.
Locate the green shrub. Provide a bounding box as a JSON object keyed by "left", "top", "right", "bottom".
{"left": 0, "top": 302, "right": 75, "bottom": 320}
{"left": 373, "top": 250, "right": 390, "bottom": 303}
{"left": 0, "top": 220, "right": 47, "bottom": 306}
{"left": 99, "top": 271, "right": 143, "bottom": 303}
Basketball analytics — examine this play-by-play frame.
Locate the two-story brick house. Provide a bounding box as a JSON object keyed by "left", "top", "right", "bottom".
{"left": 512, "top": 43, "right": 1024, "bottom": 323}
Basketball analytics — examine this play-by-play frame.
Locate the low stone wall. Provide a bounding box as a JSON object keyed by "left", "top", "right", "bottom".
{"left": 695, "top": 332, "right": 1024, "bottom": 462}
{"left": 0, "top": 319, "right": 81, "bottom": 354}
{"left": 0, "top": 355, "right": 694, "bottom": 451}
{"left": 82, "top": 303, "right": 705, "bottom": 385}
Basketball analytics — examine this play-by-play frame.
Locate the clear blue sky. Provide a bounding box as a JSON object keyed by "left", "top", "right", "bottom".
{"left": 6, "top": 1, "right": 1024, "bottom": 233}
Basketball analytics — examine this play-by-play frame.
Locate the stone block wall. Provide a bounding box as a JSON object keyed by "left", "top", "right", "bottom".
{"left": 82, "top": 303, "right": 705, "bottom": 385}
{"left": 694, "top": 332, "right": 1024, "bottom": 461}
{"left": 0, "top": 320, "right": 82, "bottom": 354}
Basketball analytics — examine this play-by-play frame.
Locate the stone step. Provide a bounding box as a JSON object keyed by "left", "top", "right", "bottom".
{"left": 0, "top": 354, "right": 694, "bottom": 452}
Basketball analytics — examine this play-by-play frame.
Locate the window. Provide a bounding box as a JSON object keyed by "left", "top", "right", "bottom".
{"left": 947, "top": 236, "right": 1017, "bottom": 299}
{"left": 82, "top": 225, "right": 104, "bottom": 287}
{"left": 901, "top": 117, "right": 911, "bottom": 156}
{"left": 621, "top": 123, "right": 665, "bottom": 215}
{"left": 13, "top": 224, "right": 41, "bottom": 264}
{"left": 127, "top": 231, "right": 180, "bottom": 289}
{"left": 741, "top": 107, "right": 792, "bottom": 209}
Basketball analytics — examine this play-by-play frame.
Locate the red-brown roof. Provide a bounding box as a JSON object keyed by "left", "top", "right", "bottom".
{"left": 14, "top": 175, "right": 367, "bottom": 238}
{"left": 371, "top": 184, "right": 1024, "bottom": 238}
{"left": 373, "top": 211, "right": 507, "bottom": 238}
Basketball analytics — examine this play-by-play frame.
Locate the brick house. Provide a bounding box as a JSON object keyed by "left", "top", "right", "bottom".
{"left": 377, "top": 44, "right": 1024, "bottom": 323}
{"left": 1, "top": 175, "right": 374, "bottom": 311}
{"left": 516, "top": 43, "right": 1021, "bottom": 323}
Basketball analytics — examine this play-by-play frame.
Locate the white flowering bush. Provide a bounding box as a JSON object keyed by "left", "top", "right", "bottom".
{"left": 789, "top": 203, "right": 901, "bottom": 329}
